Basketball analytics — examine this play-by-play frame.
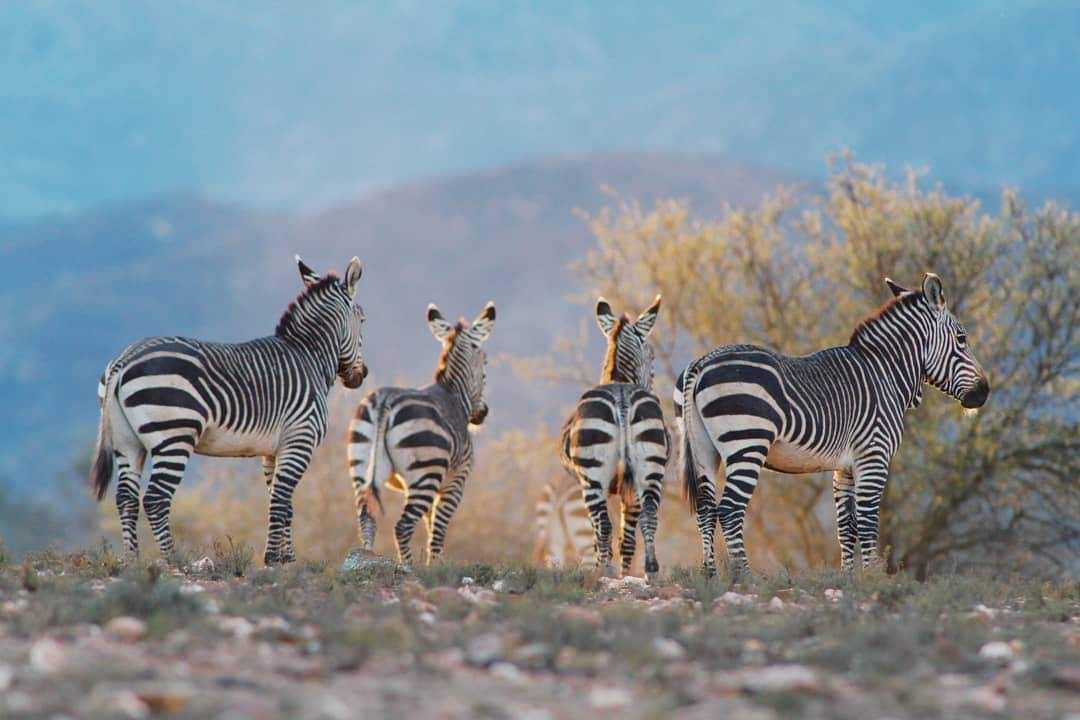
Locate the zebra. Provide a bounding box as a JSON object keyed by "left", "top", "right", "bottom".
{"left": 676, "top": 273, "right": 990, "bottom": 578}
{"left": 533, "top": 473, "right": 596, "bottom": 569}
{"left": 533, "top": 471, "right": 686, "bottom": 570}
{"left": 89, "top": 256, "right": 367, "bottom": 565}
{"left": 347, "top": 301, "right": 496, "bottom": 566}
{"left": 559, "top": 296, "right": 669, "bottom": 579}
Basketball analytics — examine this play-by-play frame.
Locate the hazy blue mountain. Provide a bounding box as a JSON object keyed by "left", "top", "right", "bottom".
{"left": 0, "top": 153, "right": 795, "bottom": 495}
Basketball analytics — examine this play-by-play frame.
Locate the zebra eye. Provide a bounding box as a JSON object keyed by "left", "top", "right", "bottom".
{"left": 956, "top": 332, "right": 967, "bottom": 347}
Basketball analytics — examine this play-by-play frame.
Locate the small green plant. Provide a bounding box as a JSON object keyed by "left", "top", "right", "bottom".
{"left": 210, "top": 536, "right": 255, "bottom": 578}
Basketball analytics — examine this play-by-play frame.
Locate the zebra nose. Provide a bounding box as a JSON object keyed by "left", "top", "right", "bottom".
{"left": 962, "top": 377, "right": 989, "bottom": 408}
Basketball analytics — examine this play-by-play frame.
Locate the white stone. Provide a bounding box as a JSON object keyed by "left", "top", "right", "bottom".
{"left": 489, "top": 661, "right": 528, "bottom": 685}
{"left": 29, "top": 638, "right": 67, "bottom": 673}
{"left": 740, "top": 664, "right": 818, "bottom": 693}
{"left": 189, "top": 556, "right": 215, "bottom": 575}
{"left": 418, "top": 611, "right": 437, "bottom": 625}
{"left": 717, "top": 591, "right": 755, "bottom": 607}
{"left": 492, "top": 579, "right": 506, "bottom": 592}
{"left": 458, "top": 586, "right": 497, "bottom": 605}
{"left": 768, "top": 596, "right": 785, "bottom": 610}
{"left": 652, "top": 637, "right": 685, "bottom": 660}
{"left": 588, "top": 686, "right": 633, "bottom": 709}
{"left": 978, "top": 641, "right": 1015, "bottom": 662}
{"left": 466, "top": 633, "right": 505, "bottom": 666}
{"left": 461, "top": 576, "right": 475, "bottom": 586}
{"left": 215, "top": 615, "right": 254, "bottom": 640}
{"left": 105, "top": 616, "right": 148, "bottom": 642}
{"left": 179, "top": 583, "right": 205, "bottom": 595}
{"left": 824, "top": 588, "right": 843, "bottom": 602}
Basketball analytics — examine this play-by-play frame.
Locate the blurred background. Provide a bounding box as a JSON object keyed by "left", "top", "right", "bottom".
{"left": 1, "top": 2, "right": 1076, "bottom": 575}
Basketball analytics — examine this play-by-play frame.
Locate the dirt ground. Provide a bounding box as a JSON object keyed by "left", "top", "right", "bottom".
{"left": 0, "top": 547, "right": 1077, "bottom": 719}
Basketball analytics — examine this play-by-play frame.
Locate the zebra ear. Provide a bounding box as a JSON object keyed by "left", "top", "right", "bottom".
{"left": 296, "top": 255, "right": 320, "bottom": 288}
{"left": 427, "top": 304, "right": 456, "bottom": 341}
{"left": 344, "top": 257, "right": 363, "bottom": 298}
{"left": 922, "top": 272, "right": 946, "bottom": 310}
{"left": 468, "top": 302, "right": 496, "bottom": 343}
{"left": 595, "top": 297, "right": 617, "bottom": 335}
{"left": 635, "top": 294, "right": 662, "bottom": 336}
{"left": 884, "top": 277, "right": 910, "bottom": 298}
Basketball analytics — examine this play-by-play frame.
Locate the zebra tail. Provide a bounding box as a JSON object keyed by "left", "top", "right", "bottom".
{"left": 680, "top": 365, "right": 701, "bottom": 516}
{"left": 365, "top": 399, "right": 390, "bottom": 515}
{"left": 90, "top": 375, "right": 115, "bottom": 501}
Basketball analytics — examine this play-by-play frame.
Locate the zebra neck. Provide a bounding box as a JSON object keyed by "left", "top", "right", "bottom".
{"left": 279, "top": 331, "right": 338, "bottom": 390}
{"left": 599, "top": 366, "right": 644, "bottom": 387}
{"left": 436, "top": 369, "right": 475, "bottom": 416}
{"left": 849, "top": 323, "right": 925, "bottom": 411}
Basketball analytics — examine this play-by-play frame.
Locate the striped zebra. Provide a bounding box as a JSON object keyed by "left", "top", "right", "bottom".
{"left": 676, "top": 273, "right": 989, "bottom": 577}
{"left": 90, "top": 257, "right": 367, "bottom": 565}
{"left": 534, "top": 472, "right": 686, "bottom": 569}
{"left": 533, "top": 473, "right": 596, "bottom": 569}
{"left": 347, "top": 302, "right": 496, "bottom": 566}
{"left": 559, "top": 296, "right": 669, "bottom": 579}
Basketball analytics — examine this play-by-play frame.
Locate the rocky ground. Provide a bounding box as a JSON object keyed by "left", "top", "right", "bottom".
{"left": 0, "top": 545, "right": 1077, "bottom": 719}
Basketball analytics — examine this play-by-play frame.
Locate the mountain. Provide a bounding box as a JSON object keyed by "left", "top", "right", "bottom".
{"left": 0, "top": 153, "right": 797, "bottom": 493}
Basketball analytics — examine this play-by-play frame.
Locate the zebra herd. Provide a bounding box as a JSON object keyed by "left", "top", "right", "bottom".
{"left": 91, "top": 257, "right": 989, "bottom": 577}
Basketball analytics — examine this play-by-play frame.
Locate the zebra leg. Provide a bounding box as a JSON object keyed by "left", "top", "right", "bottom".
{"left": 142, "top": 447, "right": 192, "bottom": 560}
{"left": 261, "top": 455, "right": 296, "bottom": 562}
{"left": 359, "top": 503, "right": 377, "bottom": 552}
{"left": 694, "top": 475, "right": 719, "bottom": 577}
{"left": 394, "top": 469, "right": 443, "bottom": 567}
{"left": 618, "top": 494, "right": 641, "bottom": 576}
{"left": 114, "top": 447, "right": 146, "bottom": 558}
{"left": 833, "top": 468, "right": 858, "bottom": 571}
{"left": 854, "top": 454, "right": 890, "bottom": 569}
{"left": 716, "top": 440, "right": 772, "bottom": 580}
{"left": 264, "top": 442, "right": 314, "bottom": 566}
{"left": 640, "top": 490, "right": 661, "bottom": 581}
{"left": 427, "top": 470, "right": 468, "bottom": 564}
{"left": 579, "top": 476, "right": 615, "bottom": 576}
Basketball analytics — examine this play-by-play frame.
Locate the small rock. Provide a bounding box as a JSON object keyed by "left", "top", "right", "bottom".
{"left": 559, "top": 606, "right": 603, "bottom": 626}
{"left": 768, "top": 596, "right": 785, "bottom": 611}
{"left": 458, "top": 586, "right": 497, "bottom": 605}
{"left": 510, "top": 642, "right": 552, "bottom": 670}
{"left": 588, "top": 686, "right": 632, "bottom": 709}
{"left": 465, "top": 633, "right": 506, "bottom": 667}
{"left": 652, "top": 637, "right": 685, "bottom": 660}
{"left": 105, "top": 616, "right": 148, "bottom": 642}
{"left": 461, "top": 576, "right": 475, "bottom": 586}
{"left": 189, "top": 556, "right": 215, "bottom": 575}
{"left": 972, "top": 603, "right": 998, "bottom": 621}
{"left": 824, "top": 588, "right": 843, "bottom": 603}
{"left": 492, "top": 579, "right": 507, "bottom": 593}
{"left": 978, "top": 641, "right": 1016, "bottom": 663}
{"left": 740, "top": 664, "right": 818, "bottom": 693}
{"left": 490, "top": 661, "right": 528, "bottom": 685}
{"left": 136, "top": 685, "right": 191, "bottom": 714}
{"left": 28, "top": 638, "right": 67, "bottom": 673}
{"left": 716, "top": 591, "right": 755, "bottom": 607}
{"left": 216, "top": 615, "right": 254, "bottom": 640}
{"left": 341, "top": 548, "right": 397, "bottom": 574}
{"left": 621, "top": 576, "right": 648, "bottom": 588}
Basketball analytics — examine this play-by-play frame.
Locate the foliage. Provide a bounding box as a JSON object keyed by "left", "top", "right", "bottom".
{"left": 562, "top": 153, "right": 1079, "bottom": 576}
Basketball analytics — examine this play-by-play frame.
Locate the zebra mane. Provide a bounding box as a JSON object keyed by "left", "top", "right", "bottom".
{"left": 275, "top": 273, "right": 341, "bottom": 338}
{"left": 433, "top": 320, "right": 468, "bottom": 383}
{"left": 600, "top": 315, "right": 634, "bottom": 383}
{"left": 849, "top": 291, "right": 923, "bottom": 346}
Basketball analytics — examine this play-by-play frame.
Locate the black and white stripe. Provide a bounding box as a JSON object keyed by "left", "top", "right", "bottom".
{"left": 676, "top": 273, "right": 989, "bottom": 577}
{"left": 347, "top": 302, "right": 496, "bottom": 566}
{"left": 559, "top": 296, "right": 669, "bottom": 579}
{"left": 90, "top": 257, "right": 367, "bottom": 565}
{"left": 534, "top": 473, "right": 596, "bottom": 569}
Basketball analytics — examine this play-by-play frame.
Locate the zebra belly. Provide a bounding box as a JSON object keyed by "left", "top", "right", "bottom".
{"left": 194, "top": 427, "right": 277, "bottom": 458}
{"left": 763, "top": 440, "right": 845, "bottom": 474}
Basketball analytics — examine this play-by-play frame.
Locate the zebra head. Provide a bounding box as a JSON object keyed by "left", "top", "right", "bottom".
{"left": 428, "top": 301, "right": 497, "bottom": 425}
{"left": 596, "top": 295, "right": 662, "bottom": 389}
{"left": 294, "top": 256, "right": 368, "bottom": 389}
{"left": 886, "top": 273, "right": 989, "bottom": 410}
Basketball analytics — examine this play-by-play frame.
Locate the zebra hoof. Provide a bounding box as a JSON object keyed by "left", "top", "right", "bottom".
{"left": 263, "top": 551, "right": 282, "bottom": 567}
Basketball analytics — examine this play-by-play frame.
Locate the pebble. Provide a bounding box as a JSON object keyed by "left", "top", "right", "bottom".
{"left": 105, "top": 616, "right": 148, "bottom": 642}
{"left": 189, "top": 556, "right": 215, "bottom": 575}
{"left": 29, "top": 638, "right": 67, "bottom": 673}
{"left": 465, "top": 633, "right": 506, "bottom": 666}
{"left": 489, "top": 661, "right": 529, "bottom": 685}
{"left": 216, "top": 615, "right": 255, "bottom": 640}
{"left": 978, "top": 641, "right": 1017, "bottom": 663}
{"left": 824, "top": 588, "right": 844, "bottom": 603}
{"left": 768, "top": 596, "right": 786, "bottom": 611}
{"left": 652, "top": 637, "right": 685, "bottom": 660}
{"left": 458, "top": 586, "right": 497, "bottom": 605}
{"left": 739, "top": 664, "right": 818, "bottom": 693}
{"left": 588, "top": 686, "right": 633, "bottom": 709}
{"left": 716, "top": 591, "right": 756, "bottom": 607}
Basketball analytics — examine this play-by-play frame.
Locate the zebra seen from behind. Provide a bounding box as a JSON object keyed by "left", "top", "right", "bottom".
{"left": 559, "top": 296, "right": 669, "bottom": 579}
{"left": 348, "top": 302, "right": 496, "bottom": 566}
{"left": 676, "top": 273, "right": 989, "bottom": 578}
{"left": 90, "top": 256, "right": 367, "bottom": 565}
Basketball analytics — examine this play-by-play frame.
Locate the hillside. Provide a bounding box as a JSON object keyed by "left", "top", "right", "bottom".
{"left": 0, "top": 153, "right": 796, "bottom": 497}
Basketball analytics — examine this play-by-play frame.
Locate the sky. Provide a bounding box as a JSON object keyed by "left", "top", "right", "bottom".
{"left": 1, "top": 1, "right": 1076, "bottom": 219}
